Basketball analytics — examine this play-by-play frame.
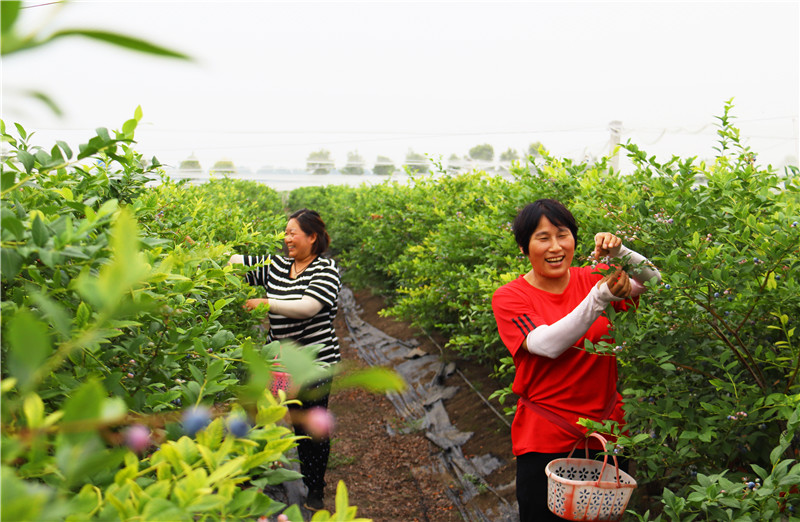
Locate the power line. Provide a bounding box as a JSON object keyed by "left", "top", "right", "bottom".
{"left": 21, "top": 1, "right": 64, "bottom": 9}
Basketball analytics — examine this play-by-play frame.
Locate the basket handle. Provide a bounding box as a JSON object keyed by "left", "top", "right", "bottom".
{"left": 567, "top": 432, "right": 622, "bottom": 487}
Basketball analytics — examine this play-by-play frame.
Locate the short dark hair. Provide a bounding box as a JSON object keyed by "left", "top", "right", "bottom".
{"left": 289, "top": 208, "right": 331, "bottom": 255}
{"left": 513, "top": 199, "right": 578, "bottom": 255}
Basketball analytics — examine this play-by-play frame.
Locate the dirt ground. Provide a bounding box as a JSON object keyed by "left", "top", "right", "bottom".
{"left": 321, "top": 288, "right": 516, "bottom": 521}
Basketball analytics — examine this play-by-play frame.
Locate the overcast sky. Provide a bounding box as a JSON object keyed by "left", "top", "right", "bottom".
{"left": 4, "top": 1, "right": 799, "bottom": 173}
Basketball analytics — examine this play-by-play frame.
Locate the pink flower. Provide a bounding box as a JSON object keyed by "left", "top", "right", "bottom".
{"left": 304, "top": 407, "right": 334, "bottom": 439}
{"left": 124, "top": 424, "right": 151, "bottom": 453}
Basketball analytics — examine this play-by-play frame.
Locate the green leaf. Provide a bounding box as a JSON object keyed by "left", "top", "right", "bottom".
{"left": 334, "top": 480, "right": 350, "bottom": 518}
{"left": 23, "top": 393, "right": 45, "bottom": 429}
{"left": 24, "top": 91, "right": 64, "bottom": 117}
{"left": 77, "top": 142, "right": 98, "bottom": 160}
{"left": 13, "top": 122, "right": 26, "bottom": 140}
{"left": 31, "top": 214, "right": 49, "bottom": 247}
{"left": 34, "top": 149, "right": 50, "bottom": 166}
{"left": 213, "top": 298, "right": 233, "bottom": 311}
{"left": 140, "top": 498, "right": 185, "bottom": 521}
{"left": 261, "top": 467, "right": 303, "bottom": 486}
{"left": 1, "top": 169, "right": 16, "bottom": 191}
{"left": 49, "top": 29, "right": 192, "bottom": 60}
{"left": 698, "top": 430, "right": 714, "bottom": 443}
{"left": 75, "top": 302, "right": 91, "bottom": 329}
{"left": 5, "top": 309, "right": 52, "bottom": 390}
{"left": 0, "top": 466, "right": 52, "bottom": 522}
{"left": 95, "top": 127, "right": 111, "bottom": 142}
{"left": 101, "top": 396, "right": 128, "bottom": 423}
{"left": 1, "top": 378, "right": 17, "bottom": 394}
{"left": 280, "top": 343, "right": 329, "bottom": 389}
{"left": 29, "top": 293, "right": 71, "bottom": 340}
{"left": 188, "top": 365, "right": 204, "bottom": 383}
{"left": 56, "top": 140, "right": 73, "bottom": 160}
{"left": 751, "top": 464, "right": 768, "bottom": 480}
{"left": 57, "top": 442, "right": 126, "bottom": 490}
{"left": 50, "top": 143, "right": 65, "bottom": 164}
{"left": 0, "top": 1, "right": 21, "bottom": 34}
{"left": 62, "top": 380, "right": 105, "bottom": 424}
{"left": 240, "top": 342, "right": 272, "bottom": 399}
{"left": 766, "top": 272, "right": 777, "bottom": 291}
{"left": 206, "top": 456, "right": 247, "bottom": 484}
{"left": 255, "top": 405, "right": 288, "bottom": 427}
{"left": 38, "top": 248, "right": 62, "bottom": 268}
{"left": 96, "top": 198, "right": 119, "bottom": 219}
{"left": 75, "top": 208, "right": 148, "bottom": 310}
{"left": 282, "top": 505, "right": 303, "bottom": 521}
{"left": 334, "top": 366, "right": 406, "bottom": 393}
{"left": 66, "top": 484, "right": 102, "bottom": 519}
{"left": 186, "top": 494, "right": 226, "bottom": 512}
{"left": 226, "top": 488, "right": 259, "bottom": 512}
{"left": 17, "top": 150, "right": 34, "bottom": 174}
{"left": 1, "top": 248, "right": 23, "bottom": 279}
{"left": 121, "top": 118, "right": 137, "bottom": 137}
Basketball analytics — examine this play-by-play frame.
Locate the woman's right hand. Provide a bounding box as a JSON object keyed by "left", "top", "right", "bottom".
{"left": 598, "top": 268, "right": 632, "bottom": 299}
{"left": 244, "top": 298, "right": 268, "bottom": 311}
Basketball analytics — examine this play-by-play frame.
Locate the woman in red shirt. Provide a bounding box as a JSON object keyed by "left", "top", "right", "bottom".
{"left": 492, "top": 199, "right": 660, "bottom": 521}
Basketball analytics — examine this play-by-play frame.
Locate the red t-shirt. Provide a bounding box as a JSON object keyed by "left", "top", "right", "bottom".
{"left": 492, "top": 265, "right": 631, "bottom": 455}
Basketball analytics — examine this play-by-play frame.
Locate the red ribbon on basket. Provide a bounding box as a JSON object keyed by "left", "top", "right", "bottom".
{"left": 269, "top": 368, "right": 292, "bottom": 397}
{"left": 269, "top": 347, "right": 293, "bottom": 397}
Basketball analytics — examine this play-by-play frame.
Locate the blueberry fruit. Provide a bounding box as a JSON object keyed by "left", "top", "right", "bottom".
{"left": 182, "top": 406, "right": 211, "bottom": 437}
{"left": 227, "top": 416, "right": 250, "bottom": 438}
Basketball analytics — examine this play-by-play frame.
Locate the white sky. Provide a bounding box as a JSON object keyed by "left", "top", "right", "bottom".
{"left": 3, "top": 0, "right": 799, "bottom": 173}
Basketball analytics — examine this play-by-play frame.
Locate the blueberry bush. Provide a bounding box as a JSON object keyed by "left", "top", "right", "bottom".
{"left": 288, "top": 102, "right": 800, "bottom": 519}
{"left": 1, "top": 110, "right": 400, "bottom": 520}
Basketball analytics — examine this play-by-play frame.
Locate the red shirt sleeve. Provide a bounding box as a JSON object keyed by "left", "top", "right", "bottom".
{"left": 492, "top": 278, "right": 549, "bottom": 357}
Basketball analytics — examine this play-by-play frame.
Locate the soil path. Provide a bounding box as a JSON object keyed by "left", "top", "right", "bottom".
{"left": 318, "top": 288, "right": 518, "bottom": 521}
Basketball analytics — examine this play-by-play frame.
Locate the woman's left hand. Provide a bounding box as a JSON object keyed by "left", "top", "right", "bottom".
{"left": 594, "top": 232, "right": 623, "bottom": 261}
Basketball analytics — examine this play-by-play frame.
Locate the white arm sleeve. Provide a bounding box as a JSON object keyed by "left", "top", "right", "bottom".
{"left": 267, "top": 296, "right": 324, "bottom": 319}
{"left": 525, "top": 283, "right": 622, "bottom": 359}
{"left": 616, "top": 245, "right": 661, "bottom": 297}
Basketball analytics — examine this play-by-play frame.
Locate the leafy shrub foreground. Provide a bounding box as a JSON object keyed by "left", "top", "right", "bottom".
{"left": 0, "top": 112, "right": 396, "bottom": 521}
{"left": 289, "top": 103, "right": 800, "bottom": 520}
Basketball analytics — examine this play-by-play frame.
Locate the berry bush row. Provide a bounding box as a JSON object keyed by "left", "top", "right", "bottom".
{"left": 288, "top": 102, "right": 800, "bottom": 520}
{"left": 0, "top": 110, "right": 388, "bottom": 521}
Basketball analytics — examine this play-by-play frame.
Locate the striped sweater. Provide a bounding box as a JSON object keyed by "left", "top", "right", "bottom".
{"left": 243, "top": 254, "right": 341, "bottom": 364}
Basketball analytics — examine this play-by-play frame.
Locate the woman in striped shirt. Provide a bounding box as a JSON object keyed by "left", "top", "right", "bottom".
{"left": 229, "top": 208, "right": 340, "bottom": 512}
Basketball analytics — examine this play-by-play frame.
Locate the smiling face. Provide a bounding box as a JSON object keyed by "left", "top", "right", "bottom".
{"left": 524, "top": 215, "right": 575, "bottom": 291}
{"left": 284, "top": 218, "right": 317, "bottom": 260}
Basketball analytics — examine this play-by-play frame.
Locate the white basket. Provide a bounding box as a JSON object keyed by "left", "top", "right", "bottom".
{"left": 545, "top": 433, "right": 636, "bottom": 521}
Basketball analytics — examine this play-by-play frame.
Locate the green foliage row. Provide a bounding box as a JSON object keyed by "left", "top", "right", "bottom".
{"left": 0, "top": 111, "right": 392, "bottom": 520}
{"left": 288, "top": 102, "right": 800, "bottom": 519}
